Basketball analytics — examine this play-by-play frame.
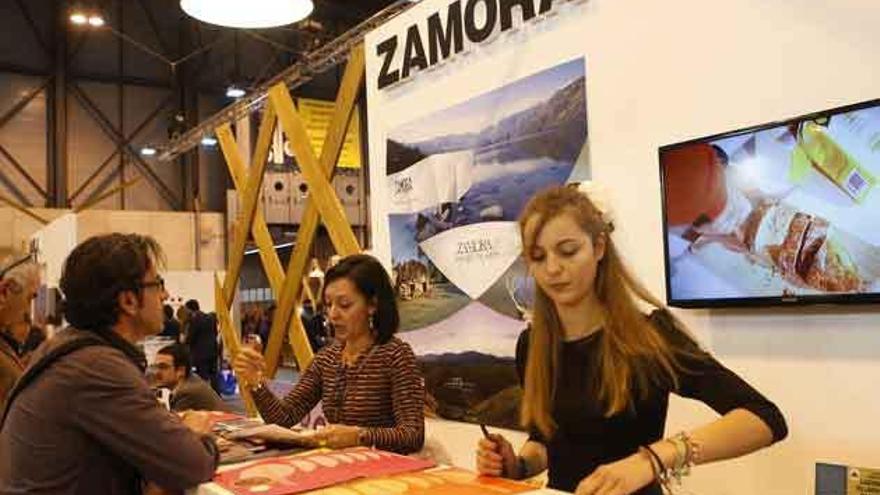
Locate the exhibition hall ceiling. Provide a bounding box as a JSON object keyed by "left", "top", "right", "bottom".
{"left": 0, "top": 0, "right": 396, "bottom": 93}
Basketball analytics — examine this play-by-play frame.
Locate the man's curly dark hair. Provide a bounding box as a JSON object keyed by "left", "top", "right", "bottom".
{"left": 60, "top": 233, "right": 164, "bottom": 330}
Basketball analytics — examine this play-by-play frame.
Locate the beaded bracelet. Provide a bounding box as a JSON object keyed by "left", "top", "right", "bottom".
{"left": 666, "top": 432, "right": 702, "bottom": 484}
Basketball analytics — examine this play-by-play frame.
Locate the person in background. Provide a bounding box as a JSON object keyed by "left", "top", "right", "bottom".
{"left": 0, "top": 252, "right": 39, "bottom": 411}
{"left": 185, "top": 299, "right": 220, "bottom": 393}
{"left": 21, "top": 317, "right": 48, "bottom": 358}
{"left": 154, "top": 343, "right": 227, "bottom": 412}
{"left": 0, "top": 233, "right": 218, "bottom": 494}
{"left": 300, "top": 299, "right": 327, "bottom": 352}
{"left": 475, "top": 185, "right": 788, "bottom": 495}
{"left": 176, "top": 304, "right": 190, "bottom": 340}
{"left": 160, "top": 304, "right": 181, "bottom": 342}
{"left": 233, "top": 254, "right": 425, "bottom": 454}
{"left": 258, "top": 304, "right": 274, "bottom": 349}
{"left": 241, "top": 304, "right": 260, "bottom": 343}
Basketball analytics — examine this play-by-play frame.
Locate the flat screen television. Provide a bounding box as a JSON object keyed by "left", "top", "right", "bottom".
{"left": 659, "top": 98, "right": 880, "bottom": 307}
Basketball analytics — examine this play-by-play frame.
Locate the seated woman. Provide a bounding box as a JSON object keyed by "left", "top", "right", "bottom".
{"left": 476, "top": 184, "right": 788, "bottom": 494}
{"left": 234, "top": 254, "right": 425, "bottom": 454}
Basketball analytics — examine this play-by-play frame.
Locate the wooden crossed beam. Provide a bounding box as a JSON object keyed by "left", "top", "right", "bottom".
{"left": 213, "top": 45, "right": 365, "bottom": 416}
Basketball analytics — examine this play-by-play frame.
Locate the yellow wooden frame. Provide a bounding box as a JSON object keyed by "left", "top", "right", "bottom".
{"left": 213, "top": 45, "right": 365, "bottom": 415}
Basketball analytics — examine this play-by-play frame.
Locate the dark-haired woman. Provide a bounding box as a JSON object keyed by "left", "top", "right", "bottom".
{"left": 234, "top": 254, "right": 425, "bottom": 454}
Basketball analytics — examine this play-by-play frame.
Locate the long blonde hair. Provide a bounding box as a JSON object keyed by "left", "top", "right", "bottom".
{"left": 519, "top": 185, "right": 686, "bottom": 439}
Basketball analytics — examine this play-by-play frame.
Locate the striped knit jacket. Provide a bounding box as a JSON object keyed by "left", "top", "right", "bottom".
{"left": 252, "top": 336, "right": 425, "bottom": 454}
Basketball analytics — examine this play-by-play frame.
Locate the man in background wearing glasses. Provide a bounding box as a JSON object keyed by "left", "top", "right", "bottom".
{"left": 0, "top": 251, "right": 39, "bottom": 411}
{"left": 153, "top": 342, "right": 227, "bottom": 412}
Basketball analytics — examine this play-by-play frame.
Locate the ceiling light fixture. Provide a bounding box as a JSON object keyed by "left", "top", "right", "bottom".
{"left": 225, "top": 85, "right": 246, "bottom": 98}
{"left": 87, "top": 15, "right": 105, "bottom": 27}
{"left": 70, "top": 13, "right": 88, "bottom": 25}
{"left": 180, "top": 0, "right": 314, "bottom": 29}
{"left": 140, "top": 147, "right": 157, "bottom": 156}
{"left": 200, "top": 136, "right": 218, "bottom": 147}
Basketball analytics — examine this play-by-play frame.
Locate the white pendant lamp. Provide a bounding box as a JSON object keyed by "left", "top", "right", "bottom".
{"left": 180, "top": 0, "right": 314, "bottom": 29}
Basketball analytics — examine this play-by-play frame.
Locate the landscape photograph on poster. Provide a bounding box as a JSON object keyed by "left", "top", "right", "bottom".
{"left": 384, "top": 57, "right": 589, "bottom": 427}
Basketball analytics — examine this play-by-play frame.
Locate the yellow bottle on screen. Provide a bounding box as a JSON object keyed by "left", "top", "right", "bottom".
{"left": 797, "top": 121, "right": 876, "bottom": 203}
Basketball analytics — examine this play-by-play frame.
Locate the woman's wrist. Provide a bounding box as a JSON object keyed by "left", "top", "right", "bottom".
{"left": 649, "top": 440, "right": 677, "bottom": 471}
{"left": 357, "top": 427, "right": 372, "bottom": 447}
{"left": 636, "top": 447, "right": 664, "bottom": 484}
{"left": 245, "top": 378, "right": 267, "bottom": 393}
{"left": 510, "top": 455, "right": 529, "bottom": 480}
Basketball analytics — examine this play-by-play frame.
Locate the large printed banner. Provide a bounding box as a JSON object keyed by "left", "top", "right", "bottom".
{"left": 365, "top": 0, "right": 591, "bottom": 427}
{"left": 267, "top": 98, "right": 362, "bottom": 169}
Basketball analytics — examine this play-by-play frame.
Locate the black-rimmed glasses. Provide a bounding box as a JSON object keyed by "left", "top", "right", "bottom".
{"left": 138, "top": 275, "right": 165, "bottom": 291}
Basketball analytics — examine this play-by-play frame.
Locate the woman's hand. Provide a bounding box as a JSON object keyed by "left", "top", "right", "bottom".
{"left": 232, "top": 347, "right": 266, "bottom": 389}
{"left": 475, "top": 433, "right": 518, "bottom": 478}
{"left": 574, "top": 451, "right": 656, "bottom": 495}
{"left": 311, "top": 425, "right": 363, "bottom": 449}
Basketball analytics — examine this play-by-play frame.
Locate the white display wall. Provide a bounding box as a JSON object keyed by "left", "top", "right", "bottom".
{"left": 362, "top": 0, "right": 880, "bottom": 493}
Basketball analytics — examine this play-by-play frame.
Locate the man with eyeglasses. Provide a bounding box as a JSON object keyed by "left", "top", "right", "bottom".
{"left": 0, "top": 233, "right": 218, "bottom": 494}
{"left": 0, "top": 250, "right": 39, "bottom": 412}
{"left": 154, "top": 343, "right": 227, "bottom": 412}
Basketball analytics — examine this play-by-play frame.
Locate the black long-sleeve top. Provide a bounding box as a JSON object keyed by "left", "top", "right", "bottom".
{"left": 516, "top": 310, "right": 787, "bottom": 494}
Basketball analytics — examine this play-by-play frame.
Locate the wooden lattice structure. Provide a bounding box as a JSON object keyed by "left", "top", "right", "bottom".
{"left": 214, "top": 45, "right": 365, "bottom": 414}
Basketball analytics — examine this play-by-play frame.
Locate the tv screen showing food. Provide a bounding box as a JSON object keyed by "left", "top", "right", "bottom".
{"left": 659, "top": 99, "right": 880, "bottom": 307}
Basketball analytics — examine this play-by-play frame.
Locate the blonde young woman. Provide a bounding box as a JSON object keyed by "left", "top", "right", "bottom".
{"left": 476, "top": 185, "right": 787, "bottom": 495}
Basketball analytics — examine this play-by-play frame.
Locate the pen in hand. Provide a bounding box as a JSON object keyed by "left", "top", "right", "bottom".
{"left": 480, "top": 423, "right": 491, "bottom": 439}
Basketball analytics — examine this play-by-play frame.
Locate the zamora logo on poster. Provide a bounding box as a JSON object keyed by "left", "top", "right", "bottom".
{"left": 375, "top": 0, "right": 583, "bottom": 90}
{"left": 456, "top": 239, "right": 494, "bottom": 255}
{"left": 393, "top": 177, "right": 414, "bottom": 195}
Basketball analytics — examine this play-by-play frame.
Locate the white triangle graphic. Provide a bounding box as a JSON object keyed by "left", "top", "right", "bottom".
{"left": 418, "top": 222, "right": 521, "bottom": 299}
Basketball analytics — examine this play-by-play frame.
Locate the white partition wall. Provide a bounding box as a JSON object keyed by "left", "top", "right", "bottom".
{"left": 579, "top": 3, "right": 879, "bottom": 492}
{"left": 364, "top": 1, "right": 880, "bottom": 493}
{"left": 32, "top": 212, "right": 78, "bottom": 288}
{"left": 32, "top": 209, "right": 226, "bottom": 288}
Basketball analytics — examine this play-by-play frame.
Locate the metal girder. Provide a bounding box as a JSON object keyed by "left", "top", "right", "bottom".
{"left": 118, "top": 0, "right": 126, "bottom": 208}
{"left": 79, "top": 163, "right": 125, "bottom": 209}
{"left": 68, "top": 31, "right": 92, "bottom": 68}
{"left": 75, "top": 175, "right": 141, "bottom": 213}
{"left": 70, "top": 71, "right": 174, "bottom": 89}
{"left": 0, "top": 63, "right": 47, "bottom": 78}
{"left": 134, "top": 0, "right": 175, "bottom": 62}
{"left": 47, "top": 0, "right": 68, "bottom": 207}
{"left": 0, "top": 80, "right": 36, "bottom": 208}
{"left": 176, "top": 19, "right": 202, "bottom": 212}
{"left": 12, "top": 0, "right": 51, "bottom": 59}
{"left": 68, "top": 82, "right": 181, "bottom": 209}
{"left": 68, "top": 87, "right": 175, "bottom": 203}
{"left": 0, "top": 77, "right": 51, "bottom": 130}
{"left": 0, "top": 144, "right": 48, "bottom": 200}
{"left": 159, "top": 0, "right": 413, "bottom": 161}
{"left": 0, "top": 169, "right": 31, "bottom": 207}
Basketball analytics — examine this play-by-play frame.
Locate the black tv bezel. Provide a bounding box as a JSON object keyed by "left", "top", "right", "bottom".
{"left": 658, "top": 97, "right": 880, "bottom": 309}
